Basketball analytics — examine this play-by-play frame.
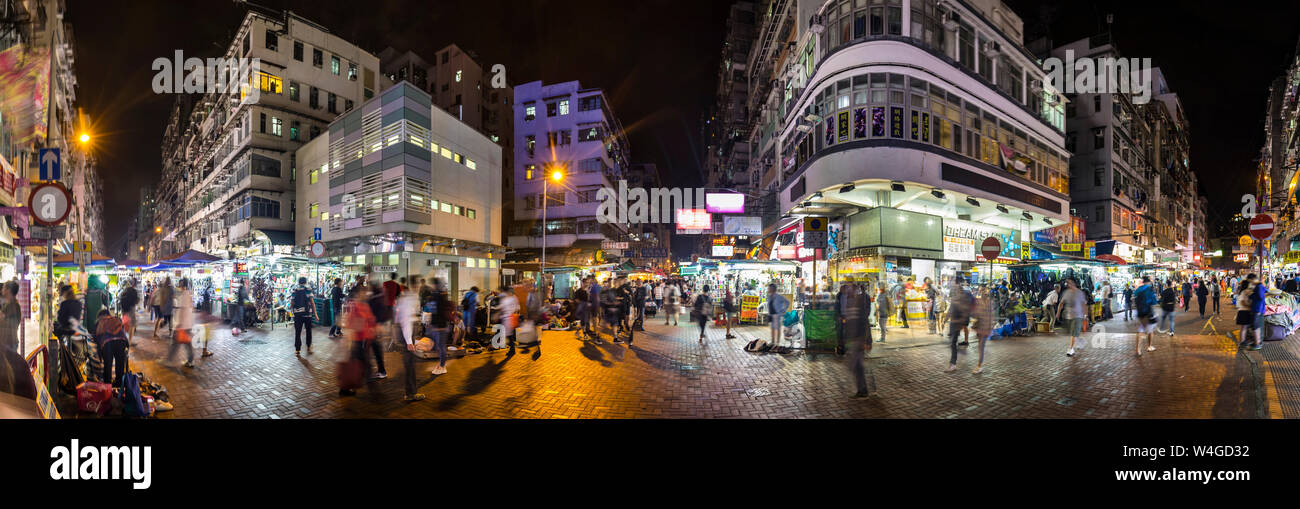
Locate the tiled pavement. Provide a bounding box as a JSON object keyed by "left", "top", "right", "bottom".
{"left": 58, "top": 306, "right": 1292, "bottom": 419}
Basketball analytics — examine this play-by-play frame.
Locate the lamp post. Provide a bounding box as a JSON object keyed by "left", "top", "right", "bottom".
{"left": 541, "top": 167, "right": 564, "bottom": 297}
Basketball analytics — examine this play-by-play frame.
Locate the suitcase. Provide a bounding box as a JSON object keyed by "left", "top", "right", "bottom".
{"left": 1265, "top": 323, "right": 1290, "bottom": 341}
{"left": 77, "top": 382, "right": 113, "bottom": 416}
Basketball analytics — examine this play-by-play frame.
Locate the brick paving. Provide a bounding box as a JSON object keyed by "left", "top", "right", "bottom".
{"left": 60, "top": 307, "right": 1290, "bottom": 419}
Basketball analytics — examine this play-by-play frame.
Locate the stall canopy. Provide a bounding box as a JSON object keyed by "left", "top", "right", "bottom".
{"left": 162, "top": 249, "right": 222, "bottom": 265}
{"left": 114, "top": 259, "right": 150, "bottom": 268}
{"left": 51, "top": 253, "right": 114, "bottom": 267}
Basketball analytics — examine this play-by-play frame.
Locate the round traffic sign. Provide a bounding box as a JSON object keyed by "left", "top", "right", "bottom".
{"left": 309, "top": 241, "right": 326, "bottom": 258}
{"left": 980, "top": 236, "right": 1002, "bottom": 261}
{"left": 28, "top": 183, "right": 72, "bottom": 226}
{"left": 1249, "top": 214, "right": 1274, "bottom": 240}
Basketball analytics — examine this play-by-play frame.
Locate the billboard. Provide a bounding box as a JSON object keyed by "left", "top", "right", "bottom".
{"left": 722, "top": 216, "right": 762, "bottom": 235}
{"left": 705, "top": 192, "right": 745, "bottom": 213}
{"left": 711, "top": 245, "right": 735, "bottom": 257}
{"left": 675, "top": 209, "right": 712, "bottom": 231}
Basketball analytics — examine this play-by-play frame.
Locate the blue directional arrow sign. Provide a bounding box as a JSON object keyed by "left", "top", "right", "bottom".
{"left": 38, "top": 148, "right": 60, "bottom": 181}
{"left": 313, "top": 227, "right": 322, "bottom": 241}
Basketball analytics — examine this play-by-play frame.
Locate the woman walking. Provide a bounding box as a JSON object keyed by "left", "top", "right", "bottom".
{"left": 663, "top": 282, "right": 680, "bottom": 326}
{"left": 0, "top": 282, "right": 22, "bottom": 352}
{"left": 721, "top": 286, "right": 736, "bottom": 339}
{"left": 970, "top": 285, "right": 996, "bottom": 374}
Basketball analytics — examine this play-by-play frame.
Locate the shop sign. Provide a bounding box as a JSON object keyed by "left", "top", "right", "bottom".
{"left": 676, "top": 209, "right": 712, "bottom": 231}
{"left": 1060, "top": 243, "right": 1081, "bottom": 252}
{"left": 601, "top": 241, "right": 629, "bottom": 250}
{"left": 943, "top": 218, "right": 1019, "bottom": 261}
{"left": 705, "top": 193, "right": 745, "bottom": 214}
{"left": 1084, "top": 241, "right": 1096, "bottom": 259}
{"left": 373, "top": 265, "right": 398, "bottom": 273}
{"left": 1284, "top": 251, "right": 1300, "bottom": 264}
{"left": 942, "top": 236, "right": 975, "bottom": 261}
{"left": 740, "top": 295, "right": 761, "bottom": 321}
{"left": 234, "top": 262, "right": 248, "bottom": 277}
{"left": 711, "top": 245, "right": 734, "bottom": 257}
{"left": 775, "top": 245, "right": 797, "bottom": 260}
{"left": 1234, "top": 253, "right": 1250, "bottom": 263}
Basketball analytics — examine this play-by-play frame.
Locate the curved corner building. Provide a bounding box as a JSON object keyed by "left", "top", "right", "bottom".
{"left": 753, "top": 0, "right": 1069, "bottom": 284}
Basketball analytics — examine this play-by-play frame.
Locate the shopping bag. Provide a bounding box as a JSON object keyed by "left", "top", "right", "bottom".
{"left": 175, "top": 328, "right": 192, "bottom": 344}
{"left": 337, "top": 358, "right": 364, "bottom": 390}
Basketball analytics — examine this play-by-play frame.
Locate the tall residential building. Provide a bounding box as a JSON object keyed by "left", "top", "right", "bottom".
{"left": 703, "top": 1, "right": 759, "bottom": 191}
{"left": 738, "top": 0, "right": 1070, "bottom": 285}
{"left": 151, "top": 9, "right": 385, "bottom": 260}
{"left": 508, "top": 80, "right": 630, "bottom": 271}
{"left": 1260, "top": 39, "right": 1300, "bottom": 262}
{"left": 295, "top": 81, "right": 504, "bottom": 295}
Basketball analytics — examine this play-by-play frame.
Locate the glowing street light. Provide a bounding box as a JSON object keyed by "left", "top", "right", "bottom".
{"left": 78, "top": 133, "right": 90, "bottom": 144}
{"left": 542, "top": 165, "right": 566, "bottom": 286}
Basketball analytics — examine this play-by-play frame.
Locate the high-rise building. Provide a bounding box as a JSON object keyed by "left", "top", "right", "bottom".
{"left": 295, "top": 81, "right": 504, "bottom": 294}
{"left": 739, "top": 0, "right": 1070, "bottom": 284}
{"left": 1260, "top": 38, "right": 1300, "bottom": 263}
{"left": 151, "top": 9, "right": 385, "bottom": 260}
{"left": 508, "top": 80, "right": 630, "bottom": 278}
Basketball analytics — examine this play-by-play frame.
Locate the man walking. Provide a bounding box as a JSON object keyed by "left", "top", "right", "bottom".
{"left": 1100, "top": 280, "right": 1113, "bottom": 321}
{"left": 328, "top": 278, "right": 345, "bottom": 338}
{"left": 290, "top": 277, "right": 317, "bottom": 355}
{"left": 842, "top": 283, "right": 874, "bottom": 398}
{"left": 1196, "top": 279, "right": 1209, "bottom": 318}
{"left": 632, "top": 280, "right": 647, "bottom": 333}
{"left": 1122, "top": 283, "right": 1133, "bottom": 321}
{"left": 1158, "top": 281, "right": 1177, "bottom": 337}
{"left": 395, "top": 279, "right": 424, "bottom": 401}
{"left": 1181, "top": 280, "right": 1192, "bottom": 312}
{"left": 119, "top": 279, "right": 140, "bottom": 343}
{"left": 874, "top": 283, "right": 892, "bottom": 343}
{"left": 1134, "top": 276, "right": 1158, "bottom": 356}
{"left": 1211, "top": 278, "right": 1221, "bottom": 315}
{"left": 891, "top": 279, "right": 909, "bottom": 329}
{"left": 945, "top": 277, "right": 974, "bottom": 372}
{"left": 1055, "top": 278, "right": 1087, "bottom": 357}
{"left": 461, "top": 286, "right": 479, "bottom": 340}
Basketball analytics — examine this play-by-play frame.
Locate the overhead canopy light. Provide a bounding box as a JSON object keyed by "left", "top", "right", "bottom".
{"left": 966, "top": 197, "right": 980, "bottom": 207}
{"left": 930, "top": 189, "right": 945, "bottom": 199}
{"left": 1022, "top": 212, "right": 1033, "bottom": 220}
{"left": 996, "top": 204, "right": 1009, "bottom": 214}
{"left": 890, "top": 182, "right": 906, "bottom": 192}
{"left": 839, "top": 184, "right": 855, "bottom": 194}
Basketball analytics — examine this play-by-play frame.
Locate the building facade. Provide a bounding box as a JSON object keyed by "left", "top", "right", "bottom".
{"left": 739, "top": 0, "right": 1070, "bottom": 285}
{"left": 295, "top": 81, "right": 503, "bottom": 295}
{"left": 150, "top": 10, "right": 385, "bottom": 261}
{"left": 508, "top": 80, "right": 630, "bottom": 267}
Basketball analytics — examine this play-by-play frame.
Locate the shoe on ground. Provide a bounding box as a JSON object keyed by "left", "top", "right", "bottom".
{"left": 1147, "top": 345, "right": 1156, "bottom": 352}
{"left": 972, "top": 365, "right": 983, "bottom": 374}
{"left": 1248, "top": 343, "right": 1263, "bottom": 351}
{"left": 430, "top": 365, "right": 447, "bottom": 375}
{"left": 957, "top": 341, "right": 969, "bottom": 346}
{"left": 448, "top": 346, "right": 459, "bottom": 351}
{"left": 183, "top": 361, "right": 195, "bottom": 368}
{"left": 1066, "top": 348, "right": 1075, "bottom": 357}
{"left": 371, "top": 372, "right": 387, "bottom": 379}
{"left": 945, "top": 364, "right": 957, "bottom": 372}
{"left": 404, "top": 393, "right": 426, "bottom": 402}
{"left": 202, "top": 350, "right": 213, "bottom": 357}
{"left": 295, "top": 350, "right": 300, "bottom": 356}
{"left": 875, "top": 339, "right": 885, "bottom": 343}
{"left": 155, "top": 401, "right": 174, "bottom": 412}
{"left": 307, "top": 347, "right": 313, "bottom": 355}
{"left": 852, "top": 391, "right": 871, "bottom": 398}
{"left": 1168, "top": 331, "right": 1174, "bottom": 336}
{"left": 725, "top": 334, "right": 736, "bottom": 339}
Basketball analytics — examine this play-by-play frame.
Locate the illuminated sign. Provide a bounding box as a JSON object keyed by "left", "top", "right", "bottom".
{"left": 943, "top": 236, "right": 975, "bottom": 261}
{"left": 711, "top": 245, "right": 735, "bottom": 257}
{"left": 705, "top": 193, "right": 745, "bottom": 214}
{"left": 1060, "top": 243, "right": 1081, "bottom": 252}
{"left": 1235, "top": 253, "right": 1250, "bottom": 263}
{"left": 676, "top": 209, "right": 712, "bottom": 231}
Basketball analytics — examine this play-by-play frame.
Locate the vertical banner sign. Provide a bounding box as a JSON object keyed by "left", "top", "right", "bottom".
{"left": 837, "top": 111, "right": 850, "bottom": 141}
{"left": 890, "top": 107, "right": 904, "bottom": 138}
{"left": 19, "top": 279, "right": 31, "bottom": 318}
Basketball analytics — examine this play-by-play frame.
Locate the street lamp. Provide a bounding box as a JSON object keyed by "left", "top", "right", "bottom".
{"left": 542, "top": 166, "right": 564, "bottom": 290}
{"left": 78, "top": 133, "right": 89, "bottom": 144}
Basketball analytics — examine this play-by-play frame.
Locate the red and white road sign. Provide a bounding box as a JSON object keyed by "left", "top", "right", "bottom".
{"left": 980, "top": 236, "right": 1003, "bottom": 261}
{"left": 1249, "top": 214, "right": 1274, "bottom": 240}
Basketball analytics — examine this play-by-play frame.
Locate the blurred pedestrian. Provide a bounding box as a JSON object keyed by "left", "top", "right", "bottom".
{"left": 1055, "top": 278, "right": 1086, "bottom": 358}
{"left": 874, "top": 283, "right": 892, "bottom": 343}
{"left": 424, "top": 279, "right": 452, "bottom": 376}
{"left": 945, "top": 277, "right": 974, "bottom": 372}
{"left": 692, "top": 284, "right": 712, "bottom": 343}
{"left": 118, "top": 279, "right": 140, "bottom": 343}
{"left": 328, "top": 278, "right": 345, "bottom": 338}
{"left": 339, "top": 284, "right": 380, "bottom": 397}
{"left": 290, "top": 277, "right": 317, "bottom": 355}
{"left": 364, "top": 282, "right": 389, "bottom": 379}
{"left": 154, "top": 277, "right": 174, "bottom": 338}
{"left": 396, "top": 278, "right": 424, "bottom": 402}
{"left": 166, "top": 279, "right": 195, "bottom": 368}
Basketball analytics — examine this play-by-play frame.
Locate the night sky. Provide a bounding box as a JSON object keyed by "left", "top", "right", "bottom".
{"left": 65, "top": 0, "right": 1300, "bottom": 256}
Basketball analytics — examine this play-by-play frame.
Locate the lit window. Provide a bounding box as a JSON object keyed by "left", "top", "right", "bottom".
{"left": 467, "top": 209, "right": 476, "bottom": 219}
{"left": 257, "top": 72, "right": 282, "bottom": 94}
{"left": 388, "top": 254, "right": 399, "bottom": 266}
{"left": 441, "top": 202, "right": 452, "bottom": 213}
{"left": 558, "top": 99, "right": 569, "bottom": 115}
{"left": 430, "top": 141, "right": 439, "bottom": 153}
{"left": 309, "top": 170, "right": 318, "bottom": 184}
{"left": 320, "top": 163, "right": 328, "bottom": 173}
{"left": 491, "top": 135, "right": 499, "bottom": 142}
{"left": 430, "top": 199, "right": 439, "bottom": 210}
{"left": 310, "top": 202, "right": 319, "bottom": 217}
{"left": 321, "top": 212, "right": 329, "bottom": 220}
{"left": 455, "top": 70, "right": 462, "bottom": 82}
{"left": 453, "top": 153, "right": 463, "bottom": 164}
{"left": 525, "top": 105, "right": 536, "bottom": 121}
{"left": 271, "top": 117, "right": 282, "bottom": 136}
{"left": 465, "top": 158, "right": 476, "bottom": 170}
{"left": 440, "top": 147, "right": 452, "bottom": 159}
{"left": 331, "top": 56, "right": 340, "bottom": 75}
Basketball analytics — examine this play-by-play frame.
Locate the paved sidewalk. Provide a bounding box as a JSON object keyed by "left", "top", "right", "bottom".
{"left": 53, "top": 305, "right": 1287, "bottom": 419}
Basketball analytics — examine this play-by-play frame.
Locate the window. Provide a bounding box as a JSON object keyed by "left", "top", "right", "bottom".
{"left": 345, "top": 99, "right": 354, "bottom": 112}
{"left": 309, "top": 87, "right": 320, "bottom": 109}
{"left": 467, "top": 208, "right": 476, "bottom": 219}
{"left": 558, "top": 99, "right": 570, "bottom": 115}
{"left": 440, "top": 147, "right": 452, "bottom": 159}
{"left": 251, "top": 196, "right": 280, "bottom": 218}
{"left": 348, "top": 63, "right": 357, "bottom": 81}
{"left": 290, "top": 121, "right": 300, "bottom": 141}
{"left": 1065, "top": 132, "right": 1076, "bottom": 152}
{"left": 441, "top": 51, "right": 449, "bottom": 64}
{"left": 1094, "top": 205, "right": 1104, "bottom": 224}
{"left": 309, "top": 169, "right": 318, "bottom": 184}
{"left": 289, "top": 81, "right": 299, "bottom": 101}
{"left": 524, "top": 105, "right": 536, "bottom": 121}
{"left": 265, "top": 30, "right": 277, "bottom": 51}
{"left": 310, "top": 202, "right": 319, "bottom": 218}
{"left": 888, "top": 5, "right": 902, "bottom": 35}
{"left": 310, "top": 125, "right": 320, "bottom": 139}
{"left": 524, "top": 164, "right": 537, "bottom": 180}
{"left": 312, "top": 49, "right": 323, "bottom": 68}
{"left": 328, "top": 93, "right": 337, "bottom": 114}
{"left": 547, "top": 102, "right": 557, "bottom": 116}
{"left": 455, "top": 69, "right": 462, "bottom": 82}
{"left": 441, "top": 202, "right": 452, "bottom": 213}
{"left": 259, "top": 113, "right": 266, "bottom": 133}
{"left": 251, "top": 154, "right": 281, "bottom": 177}
{"left": 242, "top": 32, "right": 249, "bottom": 54}
{"left": 1093, "top": 127, "right": 1105, "bottom": 149}
{"left": 1093, "top": 95, "right": 1101, "bottom": 113}
{"left": 579, "top": 96, "right": 602, "bottom": 111}
{"left": 293, "top": 41, "right": 303, "bottom": 61}
{"left": 466, "top": 159, "right": 476, "bottom": 170}
{"left": 257, "top": 72, "right": 282, "bottom": 94}
{"left": 578, "top": 126, "right": 602, "bottom": 142}
{"left": 453, "top": 153, "right": 464, "bottom": 164}
{"left": 271, "top": 116, "right": 282, "bottom": 136}
{"left": 331, "top": 56, "right": 340, "bottom": 75}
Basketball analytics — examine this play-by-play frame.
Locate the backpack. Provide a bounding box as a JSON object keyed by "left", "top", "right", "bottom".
{"left": 744, "top": 338, "right": 771, "bottom": 352}
{"left": 461, "top": 294, "right": 472, "bottom": 311}
{"left": 120, "top": 372, "right": 148, "bottom": 417}
{"left": 1160, "top": 290, "right": 1176, "bottom": 311}
{"left": 693, "top": 295, "right": 709, "bottom": 314}
{"left": 292, "top": 288, "right": 312, "bottom": 316}
{"left": 1135, "top": 287, "right": 1154, "bottom": 316}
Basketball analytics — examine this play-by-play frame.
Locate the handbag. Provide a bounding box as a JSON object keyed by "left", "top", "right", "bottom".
{"left": 337, "top": 358, "right": 364, "bottom": 389}
{"left": 175, "top": 328, "right": 192, "bottom": 344}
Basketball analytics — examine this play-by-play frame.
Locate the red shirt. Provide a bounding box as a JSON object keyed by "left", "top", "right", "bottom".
{"left": 382, "top": 280, "right": 400, "bottom": 306}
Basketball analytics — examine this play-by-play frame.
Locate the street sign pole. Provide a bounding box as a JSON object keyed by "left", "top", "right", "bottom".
{"left": 45, "top": 237, "right": 55, "bottom": 398}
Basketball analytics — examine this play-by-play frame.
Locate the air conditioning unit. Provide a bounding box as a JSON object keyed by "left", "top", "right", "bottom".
{"left": 942, "top": 10, "right": 961, "bottom": 31}
{"left": 1030, "top": 79, "right": 1043, "bottom": 93}
{"left": 982, "top": 41, "right": 1001, "bottom": 57}
{"left": 805, "top": 113, "right": 823, "bottom": 123}
{"left": 795, "top": 122, "right": 812, "bottom": 133}
{"left": 809, "top": 14, "right": 826, "bottom": 34}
